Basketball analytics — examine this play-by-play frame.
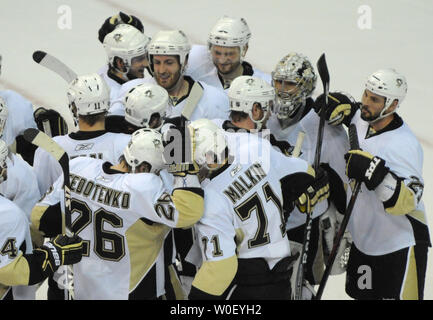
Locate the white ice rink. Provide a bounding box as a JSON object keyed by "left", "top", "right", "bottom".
{"left": 0, "top": 0, "right": 431, "bottom": 300}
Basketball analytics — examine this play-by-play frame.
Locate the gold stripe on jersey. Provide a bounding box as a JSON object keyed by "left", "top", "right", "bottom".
{"left": 30, "top": 206, "right": 48, "bottom": 247}
{"left": 307, "top": 164, "right": 315, "bottom": 177}
{"left": 235, "top": 228, "right": 245, "bottom": 252}
{"left": 408, "top": 210, "right": 427, "bottom": 225}
{"left": 192, "top": 255, "right": 238, "bottom": 296}
{"left": 0, "top": 284, "right": 10, "bottom": 300}
{"left": 171, "top": 189, "right": 204, "bottom": 228}
{"left": 0, "top": 252, "right": 30, "bottom": 286}
{"left": 385, "top": 184, "right": 416, "bottom": 215}
{"left": 400, "top": 246, "right": 418, "bottom": 300}
{"left": 168, "top": 264, "right": 186, "bottom": 300}
{"left": 126, "top": 219, "right": 169, "bottom": 292}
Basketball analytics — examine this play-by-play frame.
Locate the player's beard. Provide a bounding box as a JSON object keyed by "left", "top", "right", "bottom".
{"left": 156, "top": 70, "right": 182, "bottom": 92}
{"left": 215, "top": 60, "right": 241, "bottom": 75}
{"left": 360, "top": 104, "right": 379, "bottom": 122}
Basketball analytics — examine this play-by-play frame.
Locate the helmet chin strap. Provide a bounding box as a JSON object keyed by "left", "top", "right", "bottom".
{"left": 363, "top": 99, "right": 399, "bottom": 124}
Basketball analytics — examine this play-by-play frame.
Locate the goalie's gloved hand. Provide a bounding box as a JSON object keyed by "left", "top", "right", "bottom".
{"left": 98, "top": 12, "right": 144, "bottom": 43}
{"left": 162, "top": 124, "right": 199, "bottom": 177}
{"left": 33, "top": 107, "right": 68, "bottom": 137}
{"left": 296, "top": 166, "right": 330, "bottom": 214}
{"left": 345, "top": 149, "right": 389, "bottom": 190}
{"left": 34, "top": 234, "right": 84, "bottom": 274}
{"left": 314, "top": 91, "right": 359, "bottom": 126}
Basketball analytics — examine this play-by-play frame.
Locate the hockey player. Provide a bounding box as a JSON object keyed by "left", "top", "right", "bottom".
{"left": 31, "top": 128, "right": 204, "bottom": 299}
{"left": 101, "top": 24, "right": 151, "bottom": 116}
{"left": 0, "top": 138, "right": 83, "bottom": 300}
{"left": 266, "top": 53, "right": 350, "bottom": 299}
{"left": 0, "top": 56, "right": 38, "bottom": 165}
{"left": 316, "top": 68, "right": 430, "bottom": 300}
{"left": 110, "top": 30, "right": 230, "bottom": 121}
{"left": 33, "top": 73, "right": 130, "bottom": 197}
{"left": 186, "top": 119, "right": 329, "bottom": 299}
{"left": 185, "top": 16, "right": 271, "bottom": 90}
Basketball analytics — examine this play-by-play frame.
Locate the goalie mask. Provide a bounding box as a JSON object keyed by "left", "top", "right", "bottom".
{"left": 0, "top": 139, "right": 8, "bottom": 184}
{"left": 228, "top": 76, "right": 275, "bottom": 130}
{"left": 0, "top": 97, "right": 8, "bottom": 138}
{"left": 271, "top": 52, "right": 316, "bottom": 127}
{"left": 123, "top": 128, "right": 165, "bottom": 173}
{"left": 124, "top": 83, "right": 169, "bottom": 130}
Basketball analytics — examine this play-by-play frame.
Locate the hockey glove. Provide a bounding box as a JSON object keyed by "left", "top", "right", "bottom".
{"left": 33, "top": 107, "right": 68, "bottom": 137}
{"left": 162, "top": 124, "right": 199, "bottom": 177}
{"left": 345, "top": 149, "right": 389, "bottom": 190}
{"left": 98, "top": 12, "right": 144, "bottom": 43}
{"left": 34, "top": 234, "right": 83, "bottom": 274}
{"left": 314, "top": 92, "right": 359, "bottom": 126}
{"left": 296, "top": 167, "right": 330, "bottom": 214}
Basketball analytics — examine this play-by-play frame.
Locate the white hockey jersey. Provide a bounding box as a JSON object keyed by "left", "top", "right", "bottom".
{"left": 266, "top": 109, "right": 350, "bottom": 229}
{"left": 109, "top": 75, "right": 230, "bottom": 121}
{"left": 0, "top": 196, "right": 33, "bottom": 300}
{"left": 0, "top": 90, "right": 37, "bottom": 146}
{"left": 195, "top": 132, "right": 310, "bottom": 270}
{"left": 348, "top": 110, "right": 429, "bottom": 255}
{"left": 185, "top": 44, "right": 272, "bottom": 91}
{"left": 38, "top": 157, "right": 202, "bottom": 299}
{"left": 0, "top": 153, "right": 41, "bottom": 221}
{"left": 33, "top": 131, "right": 130, "bottom": 196}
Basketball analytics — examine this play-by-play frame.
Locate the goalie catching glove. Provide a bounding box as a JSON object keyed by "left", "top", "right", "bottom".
{"left": 162, "top": 124, "right": 199, "bottom": 177}
{"left": 314, "top": 92, "right": 359, "bottom": 126}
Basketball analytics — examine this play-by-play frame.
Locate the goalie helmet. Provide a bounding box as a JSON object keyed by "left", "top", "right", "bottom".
{"left": 67, "top": 73, "right": 110, "bottom": 117}
{"left": 147, "top": 30, "right": 191, "bottom": 74}
{"left": 123, "top": 128, "right": 165, "bottom": 173}
{"left": 208, "top": 16, "right": 251, "bottom": 61}
{"left": 0, "top": 139, "right": 8, "bottom": 184}
{"left": 0, "top": 97, "right": 8, "bottom": 137}
{"left": 124, "top": 83, "right": 169, "bottom": 130}
{"left": 188, "top": 118, "right": 228, "bottom": 168}
{"left": 364, "top": 68, "right": 407, "bottom": 121}
{"left": 271, "top": 52, "right": 316, "bottom": 126}
{"left": 103, "top": 24, "right": 150, "bottom": 73}
{"left": 228, "top": 76, "right": 275, "bottom": 130}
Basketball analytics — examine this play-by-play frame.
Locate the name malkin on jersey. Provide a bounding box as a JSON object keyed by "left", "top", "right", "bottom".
{"left": 223, "top": 162, "right": 267, "bottom": 205}
{"left": 69, "top": 173, "right": 130, "bottom": 209}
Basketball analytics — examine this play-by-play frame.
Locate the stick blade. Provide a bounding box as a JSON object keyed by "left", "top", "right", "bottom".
{"left": 32, "top": 50, "right": 47, "bottom": 64}
{"left": 317, "top": 53, "right": 330, "bottom": 85}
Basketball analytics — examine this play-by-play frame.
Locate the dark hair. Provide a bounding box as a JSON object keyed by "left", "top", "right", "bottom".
{"left": 79, "top": 112, "right": 107, "bottom": 126}
{"left": 118, "top": 154, "right": 151, "bottom": 173}
{"left": 229, "top": 110, "right": 249, "bottom": 122}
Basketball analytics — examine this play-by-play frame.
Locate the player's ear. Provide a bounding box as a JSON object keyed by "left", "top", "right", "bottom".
{"left": 114, "top": 57, "right": 127, "bottom": 72}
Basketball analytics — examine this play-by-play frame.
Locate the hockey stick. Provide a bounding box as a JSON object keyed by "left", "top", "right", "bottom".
{"left": 32, "top": 51, "right": 78, "bottom": 83}
{"left": 23, "top": 128, "right": 74, "bottom": 300}
{"left": 314, "top": 124, "right": 362, "bottom": 300}
{"left": 292, "top": 131, "right": 305, "bottom": 158}
{"left": 294, "top": 54, "right": 330, "bottom": 300}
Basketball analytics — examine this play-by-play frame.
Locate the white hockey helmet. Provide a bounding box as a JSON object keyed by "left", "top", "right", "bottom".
{"left": 124, "top": 83, "right": 169, "bottom": 129}
{"left": 123, "top": 128, "right": 165, "bottom": 173}
{"left": 271, "top": 52, "right": 317, "bottom": 125}
{"left": 364, "top": 68, "right": 407, "bottom": 121}
{"left": 0, "top": 139, "right": 8, "bottom": 184}
{"left": 147, "top": 30, "right": 191, "bottom": 74}
{"left": 228, "top": 76, "right": 275, "bottom": 129}
{"left": 0, "top": 97, "right": 8, "bottom": 137}
{"left": 103, "top": 24, "right": 150, "bottom": 73}
{"left": 188, "top": 118, "right": 228, "bottom": 168}
{"left": 208, "top": 16, "right": 251, "bottom": 61}
{"left": 67, "top": 73, "right": 110, "bottom": 117}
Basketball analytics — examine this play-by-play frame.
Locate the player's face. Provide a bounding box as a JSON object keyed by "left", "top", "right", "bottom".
{"left": 273, "top": 80, "right": 299, "bottom": 100}
{"left": 128, "top": 53, "right": 148, "bottom": 79}
{"left": 210, "top": 45, "right": 241, "bottom": 75}
{"left": 360, "top": 89, "right": 386, "bottom": 122}
{"left": 152, "top": 55, "right": 182, "bottom": 90}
